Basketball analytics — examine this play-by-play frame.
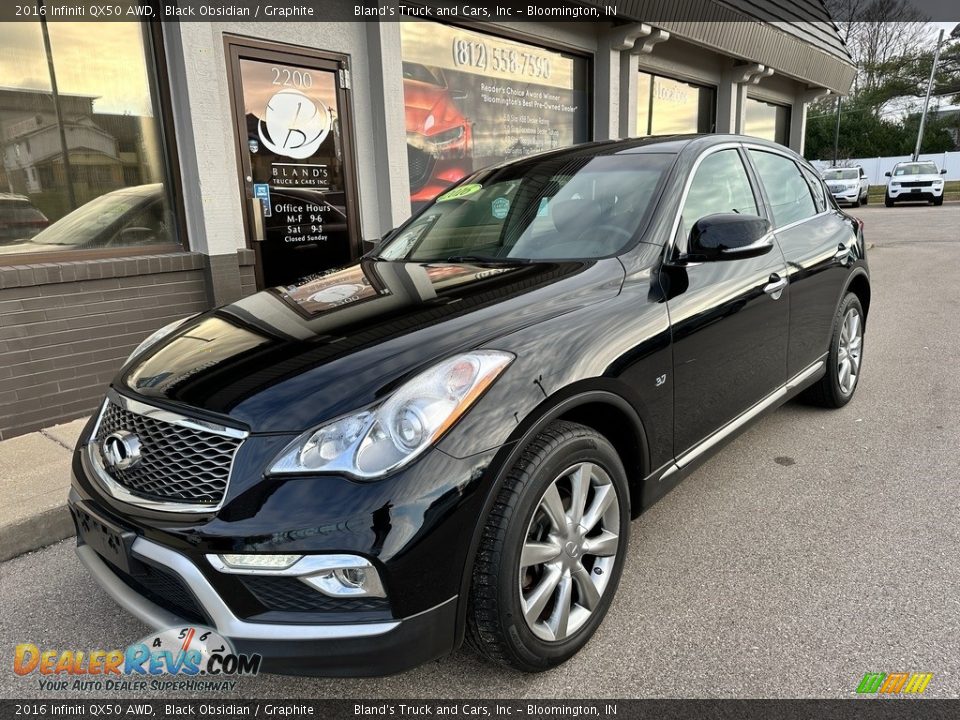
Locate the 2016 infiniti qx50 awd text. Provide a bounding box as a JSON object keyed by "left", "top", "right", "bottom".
{"left": 69, "top": 135, "right": 869, "bottom": 675}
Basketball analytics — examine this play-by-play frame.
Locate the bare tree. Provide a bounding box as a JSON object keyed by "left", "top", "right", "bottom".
{"left": 825, "top": 0, "right": 932, "bottom": 96}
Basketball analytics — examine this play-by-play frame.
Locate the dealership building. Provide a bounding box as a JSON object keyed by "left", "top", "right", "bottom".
{"left": 0, "top": 1, "right": 855, "bottom": 439}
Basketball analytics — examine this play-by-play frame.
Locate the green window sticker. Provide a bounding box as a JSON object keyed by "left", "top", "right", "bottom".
{"left": 491, "top": 197, "right": 510, "bottom": 219}
{"left": 437, "top": 183, "right": 482, "bottom": 202}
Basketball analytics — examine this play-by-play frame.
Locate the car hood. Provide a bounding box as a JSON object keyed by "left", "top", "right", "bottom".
{"left": 120, "top": 258, "right": 624, "bottom": 433}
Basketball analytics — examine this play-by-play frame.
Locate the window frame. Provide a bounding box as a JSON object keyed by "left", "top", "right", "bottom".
{"left": 664, "top": 142, "right": 770, "bottom": 262}
{"left": 676, "top": 147, "right": 761, "bottom": 250}
{"left": 0, "top": 13, "right": 187, "bottom": 267}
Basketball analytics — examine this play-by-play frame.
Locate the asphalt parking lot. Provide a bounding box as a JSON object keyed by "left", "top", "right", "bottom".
{"left": 1, "top": 203, "right": 958, "bottom": 699}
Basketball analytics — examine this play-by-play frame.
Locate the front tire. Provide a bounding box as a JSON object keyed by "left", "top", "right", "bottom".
{"left": 933, "top": 195, "right": 944, "bottom": 206}
{"left": 885, "top": 195, "right": 895, "bottom": 208}
{"left": 466, "top": 421, "right": 630, "bottom": 672}
{"left": 801, "top": 293, "right": 864, "bottom": 408}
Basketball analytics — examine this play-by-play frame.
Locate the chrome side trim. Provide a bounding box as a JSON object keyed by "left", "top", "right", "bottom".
{"left": 672, "top": 359, "right": 825, "bottom": 471}
{"left": 85, "top": 390, "right": 247, "bottom": 514}
{"left": 79, "top": 537, "right": 403, "bottom": 640}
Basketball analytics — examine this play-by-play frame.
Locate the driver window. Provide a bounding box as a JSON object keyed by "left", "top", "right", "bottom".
{"left": 679, "top": 149, "right": 758, "bottom": 249}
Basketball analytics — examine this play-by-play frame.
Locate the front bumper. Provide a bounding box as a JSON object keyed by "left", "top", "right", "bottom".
{"left": 829, "top": 188, "right": 861, "bottom": 203}
{"left": 69, "top": 404, "right": 503, "bottom": 676}
{"left": 71, "top": 518, "right": 457, "bottom": 676}
{"left": 887, "top": 186, "right": 944, "bottom": 201}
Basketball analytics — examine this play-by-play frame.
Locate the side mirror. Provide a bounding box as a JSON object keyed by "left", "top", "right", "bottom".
{"left": 687, "top": 213, "right": 772, "bottom": 262}
{"left": 884, "top": 171, "right": 891, "bottom": 177}
{"left": 941, "top": 168, "right": 948, "bottom": 174}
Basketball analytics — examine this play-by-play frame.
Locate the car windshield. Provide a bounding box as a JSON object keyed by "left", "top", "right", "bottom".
{"left": 894, "top": 162, "right": 938, "bottom": 176}
{"left": 378, "top": 152, "right": 675, "bottom": 263}
{"left": 823, "top": 169, "right": 858, "bottom": 180}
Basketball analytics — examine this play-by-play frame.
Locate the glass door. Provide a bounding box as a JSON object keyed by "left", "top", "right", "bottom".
{"left": 228, "top": 41, "right": 361, "bottom": 289}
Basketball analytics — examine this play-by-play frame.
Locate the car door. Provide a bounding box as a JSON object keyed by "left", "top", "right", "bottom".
{"left": 747, "top": 148, "right": 857, "bottom": 378}
{"left": 663, "top": 145, "right": 789, "bottom": 457}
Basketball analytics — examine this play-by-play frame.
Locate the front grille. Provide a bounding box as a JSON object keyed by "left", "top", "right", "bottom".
{"left": 93, "top": 399, "right": 242, "bottom": 507}
{"left": 407, "top": 144, "right": 435, "bottom": 191}
{"left": 898, "top": 180, "right": 932, "bottom": 188}
{"left": 108, "top": 558, "right": 209, "bottom": 625}
{"left": 240, "top": 576, "right": 390, "bottom": 614}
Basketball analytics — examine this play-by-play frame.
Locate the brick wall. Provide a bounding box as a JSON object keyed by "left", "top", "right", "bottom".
{"left": 0, "top": 254, "right": 211, "bottom": 441}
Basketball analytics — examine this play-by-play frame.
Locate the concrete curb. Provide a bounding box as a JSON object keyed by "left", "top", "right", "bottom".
{"left": 0, "top": 504, "right": 75, "bottom": 563}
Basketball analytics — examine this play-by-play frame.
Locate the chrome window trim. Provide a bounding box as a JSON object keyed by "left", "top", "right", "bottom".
{"left": 85, "top": 389, "right": 248, "bottom": 514}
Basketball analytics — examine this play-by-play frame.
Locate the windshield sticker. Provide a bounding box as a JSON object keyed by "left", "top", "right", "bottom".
{"left": 437, "top": 183, "right": 482, "bottom": 202}
{"left": 491, "top": 197, "right": 510, "bottom": 219}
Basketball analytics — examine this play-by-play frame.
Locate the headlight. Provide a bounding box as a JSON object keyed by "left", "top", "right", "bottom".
{"left": 126, "top": 315, "right": 196, "bottom": 363}
{"left": 429, "top": 126, "right": 465, "bottom": 145}
{"left": 269, "top": 350, "right": 514, "bottom": 479}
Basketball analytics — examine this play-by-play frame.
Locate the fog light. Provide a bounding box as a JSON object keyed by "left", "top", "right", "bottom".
{"left": 218, "top": 554, "right": 302, "bottom": 570}
{"left": 302, "top": 566, "right": 386, "bottom": 598}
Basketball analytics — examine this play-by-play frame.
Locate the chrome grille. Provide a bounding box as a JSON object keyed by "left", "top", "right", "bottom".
{"left": 90, "top": 394, "right": 245, "bottom": 510}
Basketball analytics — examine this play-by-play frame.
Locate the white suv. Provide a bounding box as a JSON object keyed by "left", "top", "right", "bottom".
{"left": 822, "top": 167, "right": 869, "bottom": 207}
{"left": 884, "top": 161, "right": 947, "bottom": 206}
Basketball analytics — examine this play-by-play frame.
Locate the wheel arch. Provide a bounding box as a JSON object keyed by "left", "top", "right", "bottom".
{"left": 844, "top": 269, "right": 871, "bottom": 321}
{"left": 453, "top": 381, "right": 651, "bottom": 648}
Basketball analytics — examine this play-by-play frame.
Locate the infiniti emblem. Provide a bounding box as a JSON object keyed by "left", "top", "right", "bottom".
{"left": 102, "top": 431, "right": 142, "bottom": 471}
{"left": 564, "top": 540, "right": 580, "bottom": 559}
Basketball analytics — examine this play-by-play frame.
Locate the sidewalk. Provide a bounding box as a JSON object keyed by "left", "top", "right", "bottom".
{"left": 0, "top": 417, "right": 87, "bottom": 562}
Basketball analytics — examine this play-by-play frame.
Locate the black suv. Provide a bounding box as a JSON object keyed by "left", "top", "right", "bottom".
{"left": 70, "top": 135, "right": 869, "bottom": 676}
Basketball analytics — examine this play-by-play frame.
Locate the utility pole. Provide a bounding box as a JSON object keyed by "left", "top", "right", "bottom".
{"left": 832, "top": 95, "right": 842, "bottom": 165}
{"left": 913, "top": 28, "right": 945, "bottom": 162}
{"left": 39, "top": 1, "right": 77, "bottom": 212}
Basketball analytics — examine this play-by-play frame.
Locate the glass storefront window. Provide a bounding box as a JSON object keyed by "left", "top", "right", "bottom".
{"left": 399, "top": 22, "right": 590, "bottom": 211}
{"left": 745, "top": 97, "right": 791, "bottom": 145}
{"left": 0, "top": 21, "right": 177, "bottom": 258}
{"left": 636, "top": 72, "right": 716, "bottom": 136}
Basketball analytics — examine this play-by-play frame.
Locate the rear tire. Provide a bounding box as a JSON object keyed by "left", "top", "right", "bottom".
{"left": 466, "top": 421, "right": 630, "bottom": 672}
{"left": 800, "top": 293, "right": 864, "bottom": 408}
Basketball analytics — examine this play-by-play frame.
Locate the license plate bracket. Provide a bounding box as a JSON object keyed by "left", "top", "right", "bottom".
{"left": 74, "top": 502, "right": 136, "bottom": 575}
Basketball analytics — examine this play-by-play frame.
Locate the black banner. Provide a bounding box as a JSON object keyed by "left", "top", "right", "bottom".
{"left": 0, "top": 0, "right": 957, "bottom": 22}
{"left": 3, "top": 700, "right": 960, "bottom": 720}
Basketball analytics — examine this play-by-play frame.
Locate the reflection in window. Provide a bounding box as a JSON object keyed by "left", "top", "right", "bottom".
{"left": 744, "top": 98, "right": 791, "bottom": 145}
{"left": 0, "top": 22, "right": 176, "bottom": 256}
{"left": 749, "top": 150, "right": 816, "bottom": 228}
{"left": 680, "top": 149, "right": 757, "bottom": 243}
{"left": 637, "top": 72, "right": 716, "bottom": 136}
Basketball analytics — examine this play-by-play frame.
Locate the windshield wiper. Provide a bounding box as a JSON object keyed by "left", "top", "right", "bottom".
{"left": 439, "top": 254, "right": 532, "bottom": 265}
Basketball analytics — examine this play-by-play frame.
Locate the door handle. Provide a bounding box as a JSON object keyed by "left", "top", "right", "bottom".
{"left": 249, "top": 197, "right": 266, "bottom": 243}
{"left": 763, "top": 274, "right": 787, "bottom": 299}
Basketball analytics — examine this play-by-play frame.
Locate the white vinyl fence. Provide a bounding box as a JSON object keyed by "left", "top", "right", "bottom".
{"left": 811, "top": 151, "right": 960, "bottom": 184}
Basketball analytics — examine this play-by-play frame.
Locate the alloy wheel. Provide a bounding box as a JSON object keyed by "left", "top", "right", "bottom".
{"left": 518, "top": 462, "right": 620, "bottom": 642}
{"left": 837, "top": 308, "right": 862, "bottom": 395}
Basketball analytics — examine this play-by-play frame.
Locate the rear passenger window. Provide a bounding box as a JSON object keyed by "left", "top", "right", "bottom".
{"left": 800, "top": 166, "right": 827, "bottom": 213}
{"left": 749, "top": 150, "right": 817, "bottom": 227}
